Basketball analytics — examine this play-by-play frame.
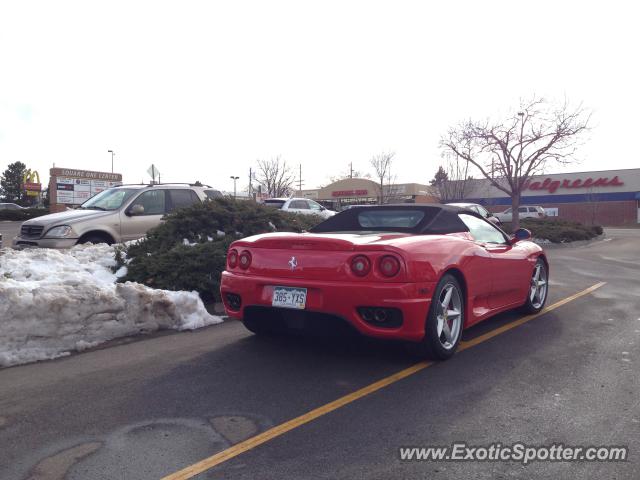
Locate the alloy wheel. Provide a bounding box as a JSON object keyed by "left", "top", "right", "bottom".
{"left": 529, "top": 262, "right": 548, "bottom": 309}
{"left": 436, "top": 283, "right": 463, "bottom": 350}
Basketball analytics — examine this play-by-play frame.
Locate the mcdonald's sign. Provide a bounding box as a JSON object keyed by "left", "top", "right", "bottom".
{"left": 22, "top": 169, "right": 42, "bottom": 197}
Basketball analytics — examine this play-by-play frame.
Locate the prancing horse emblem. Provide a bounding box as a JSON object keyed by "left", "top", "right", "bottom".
{"left": 288, "top": 256, "right": 298, "bottom": 271}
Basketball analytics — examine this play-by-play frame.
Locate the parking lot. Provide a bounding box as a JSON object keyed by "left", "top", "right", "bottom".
{"left": 0, "top": 229, "right": 639, "bottom": 479}
{"left": 0, "top": 221, "right": 20, "bottom": 247}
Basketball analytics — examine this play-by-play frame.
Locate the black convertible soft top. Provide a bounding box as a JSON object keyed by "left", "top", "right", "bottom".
{"left": 310, "top": 204, "right": 480, "bottom": 234}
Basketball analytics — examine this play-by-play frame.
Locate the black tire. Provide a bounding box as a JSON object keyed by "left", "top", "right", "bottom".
{"left": 243, "top": 317, "right": 276, "bottom": 336}
{"left": 521, "top": 258, "right": 548, "bottom": 314}
{"left": 78, "top": 234, "right": 112, "bottom": 245}
{"left": 411, "top": 274, "right": 464, "bottom": 360}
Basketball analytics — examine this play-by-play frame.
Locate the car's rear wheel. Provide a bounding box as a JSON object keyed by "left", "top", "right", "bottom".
{"left": 412, "top": 274, "right": 464, "bottom": 360}
{"left": 521, "top": 258, "right": 548, "bottom": 313}
{"left": 243, "top": 317, "right": 276, "bottom": 336}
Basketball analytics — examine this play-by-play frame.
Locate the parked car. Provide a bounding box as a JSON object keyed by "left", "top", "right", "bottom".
{"left": 221, "top": 204, "right": 548, "bottom": 360}
{"left": 494, "top": 205, "right": 547, "bottom": 223}
{"left": 263, "top": 197, "right": 337, "bottom": 219}
{"left": 0, "top": 202, "right": 26, "bottom": 210}
{"left": 12, "top": 184, "right": 222, "bottom": 248}
{"left": 446, "top": 202, "right": 502, "bottom": 225}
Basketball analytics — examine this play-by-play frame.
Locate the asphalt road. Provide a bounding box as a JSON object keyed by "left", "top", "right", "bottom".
{"left": 0, "top": 221, "right": 20, "bottom": 246}
{"left": 1, "top": 229, "right": 639, "bottom": 479}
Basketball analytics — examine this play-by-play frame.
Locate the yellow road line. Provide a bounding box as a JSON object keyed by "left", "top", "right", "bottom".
{"left": 162, "top": 281, "right": 606, "bottom": 480}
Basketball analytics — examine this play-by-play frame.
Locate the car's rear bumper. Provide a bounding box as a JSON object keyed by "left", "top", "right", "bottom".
{"left": 220, "top": 271, "right": 435, "bottom": 342}
{"left": 12, "top": 236, "right": 78, "bottom": 249}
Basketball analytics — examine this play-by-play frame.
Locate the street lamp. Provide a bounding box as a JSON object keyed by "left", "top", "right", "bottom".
{"left": 230, "top": 176, "right": 240, "bottom": 199}
{"left": 107, "top": 150, "right": 115, "bottom": 173}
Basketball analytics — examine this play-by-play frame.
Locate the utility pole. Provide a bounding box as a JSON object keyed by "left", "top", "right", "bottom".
{"left": 298, "top": 164, "right": 302, "bottom": 193}
{"left": 350, "top": 162, "right": 353, "bottom": 178}
{"left": 248, "top": 168, "right": 252, "bottom": 199}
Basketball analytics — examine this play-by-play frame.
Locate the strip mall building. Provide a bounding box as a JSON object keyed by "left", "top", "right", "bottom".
{"left": 463, "top": 168, "right": 640, "bottom": 226}
{"left": 297, "top": 178, "right": 437, "bottom": 210}
{"left": 299, "top": 168, "right": 639, "bottom": 226}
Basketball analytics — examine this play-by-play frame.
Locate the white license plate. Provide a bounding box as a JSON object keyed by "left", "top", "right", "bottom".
{"left": 272, "top": 286, "right": 307, "bottom": 309}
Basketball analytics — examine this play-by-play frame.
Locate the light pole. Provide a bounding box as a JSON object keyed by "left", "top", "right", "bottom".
{"left": 108, "top": 150, "right": 115, "bottom": 173}
{"left": 230, "top": 176, "right": 239, "bottom": 199}
{"left": 517, "top": 111, "right": 525, "bottom": 131}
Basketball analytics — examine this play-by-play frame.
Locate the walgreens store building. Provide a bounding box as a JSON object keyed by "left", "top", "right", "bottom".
{"left": 463, "top": 168, "right": 640, "bottom": 226}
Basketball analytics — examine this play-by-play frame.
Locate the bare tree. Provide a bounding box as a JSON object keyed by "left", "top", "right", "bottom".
{"left": 370, "top": 152, "right": 395, "bottom": 204}
{"left": 255, "top": 157, "right": 295, "bottom": 197}
{"left": 441, "top": 97, "right": 590, "bottom": 229}
{"left": 431, "top": 152, "right": 473, "bottom": 202}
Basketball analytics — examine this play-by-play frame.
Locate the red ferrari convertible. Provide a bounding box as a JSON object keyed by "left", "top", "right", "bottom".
{"left": 220, "top": 205, "right": 548, "bottom": 359}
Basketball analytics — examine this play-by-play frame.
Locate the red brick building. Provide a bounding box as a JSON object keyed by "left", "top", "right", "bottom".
{"left": 461, "top": 168, "right": 640, "bottom": 226}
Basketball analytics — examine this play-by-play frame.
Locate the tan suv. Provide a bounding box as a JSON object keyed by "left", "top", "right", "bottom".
{"left": 13, "top": 184, "right": 222, "bottom": 248}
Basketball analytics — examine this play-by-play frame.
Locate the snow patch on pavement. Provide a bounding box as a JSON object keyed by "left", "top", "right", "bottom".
{"left": 0, "top": 244, "right": 223, "bottom": 367}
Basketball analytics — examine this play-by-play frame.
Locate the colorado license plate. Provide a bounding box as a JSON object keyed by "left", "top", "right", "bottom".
{"left": 272, "top": 286, "right": 307, "bottom": 309}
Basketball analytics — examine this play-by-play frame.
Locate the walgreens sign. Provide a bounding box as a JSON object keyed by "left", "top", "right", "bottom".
{"left": 523, "top": 176, "right": 624, "bottom": 194}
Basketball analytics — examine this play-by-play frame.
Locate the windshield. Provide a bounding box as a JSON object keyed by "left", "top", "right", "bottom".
{"left": 80, "top": 188, "right": 139, "bottom": 211}
{"left": 310, "top": 206, "right": 466, "bottom": 234}
{"left": 264, "top": 200, "right": 285, "bottom": 209}
{"left": 358, "top": 209, "right": 425, "bottom": 228}
{"left": 204, "top": 189, "right": 222, "bottom": 199}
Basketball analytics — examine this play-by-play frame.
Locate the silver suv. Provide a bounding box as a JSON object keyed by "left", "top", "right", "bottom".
{"left": 13, "top": 184, "right": 222, "bottom": 248}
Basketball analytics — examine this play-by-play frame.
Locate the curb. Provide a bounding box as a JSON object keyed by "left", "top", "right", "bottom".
{"left": 533, "top": 234, "right": 607, "bottom": 249}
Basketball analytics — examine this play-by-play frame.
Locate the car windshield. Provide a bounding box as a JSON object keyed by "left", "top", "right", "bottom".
{"left": 357, "top": 209, "right": 425, "bottom": 228}
{"left": 264, "top": 200, "right": 286, "bottom": 209}
{"left": 80, "top": 188, "right": 139, "bottom": 211}
{"left": 204, "top": 189, "right": 222, "bottom": 199}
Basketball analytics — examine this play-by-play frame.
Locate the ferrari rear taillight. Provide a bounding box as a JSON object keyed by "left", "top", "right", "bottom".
{"left": 350, "top": 255, "right": 371, "bottom": 277}
{"left": 378, "top": 255, "right": 401, "bottom": 277}
{"left": 228, "top": 249, "right": 238, "bottom": 268}
{"left": 239, "top": 250, "right": 252, "bottom": 269}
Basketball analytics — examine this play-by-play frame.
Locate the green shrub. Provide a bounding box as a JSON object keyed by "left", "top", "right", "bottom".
{"left": 502, "top": 218, "right": 603, "bottom": 243}
{"left": 118, "top": 198, "right": 324, "bottom": 301}
{"left": 0, "top": 208, "right": 49, "bottom": 221}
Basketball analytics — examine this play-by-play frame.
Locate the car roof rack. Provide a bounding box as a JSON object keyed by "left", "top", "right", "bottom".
{"left": 115, "top": 182, "right": 215, "bottom": 188}
{"left": 149, "top": 182, "right": 214, "bottom": 188}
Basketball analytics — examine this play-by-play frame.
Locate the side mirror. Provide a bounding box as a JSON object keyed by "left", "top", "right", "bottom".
{"left": 510, "top": 228, "right": 532, "bottom": 244}
{"left": 128, "top": 204, "right": 145, "bottom": 216}
{"left": 320, "top": 206, "right": 326, "bottom": 211}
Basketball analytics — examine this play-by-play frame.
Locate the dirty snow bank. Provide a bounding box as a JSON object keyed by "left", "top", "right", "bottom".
{"left": 0, "top": 244, "right": 223, "bottom": 367}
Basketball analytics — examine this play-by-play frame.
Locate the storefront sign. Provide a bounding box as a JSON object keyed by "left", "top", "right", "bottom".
{"left": 523, "top": 176, "right": 624, "bottom": 194}
{"left": 54, "top": 169, "right": 121, "bottom": 181}
{"left": 332, "top": 189, "right": 368, "bottom": 197}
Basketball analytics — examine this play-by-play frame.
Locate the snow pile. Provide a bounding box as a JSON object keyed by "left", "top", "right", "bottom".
{"left": 0, "top": 244, "right": 223, "bottom": 367}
